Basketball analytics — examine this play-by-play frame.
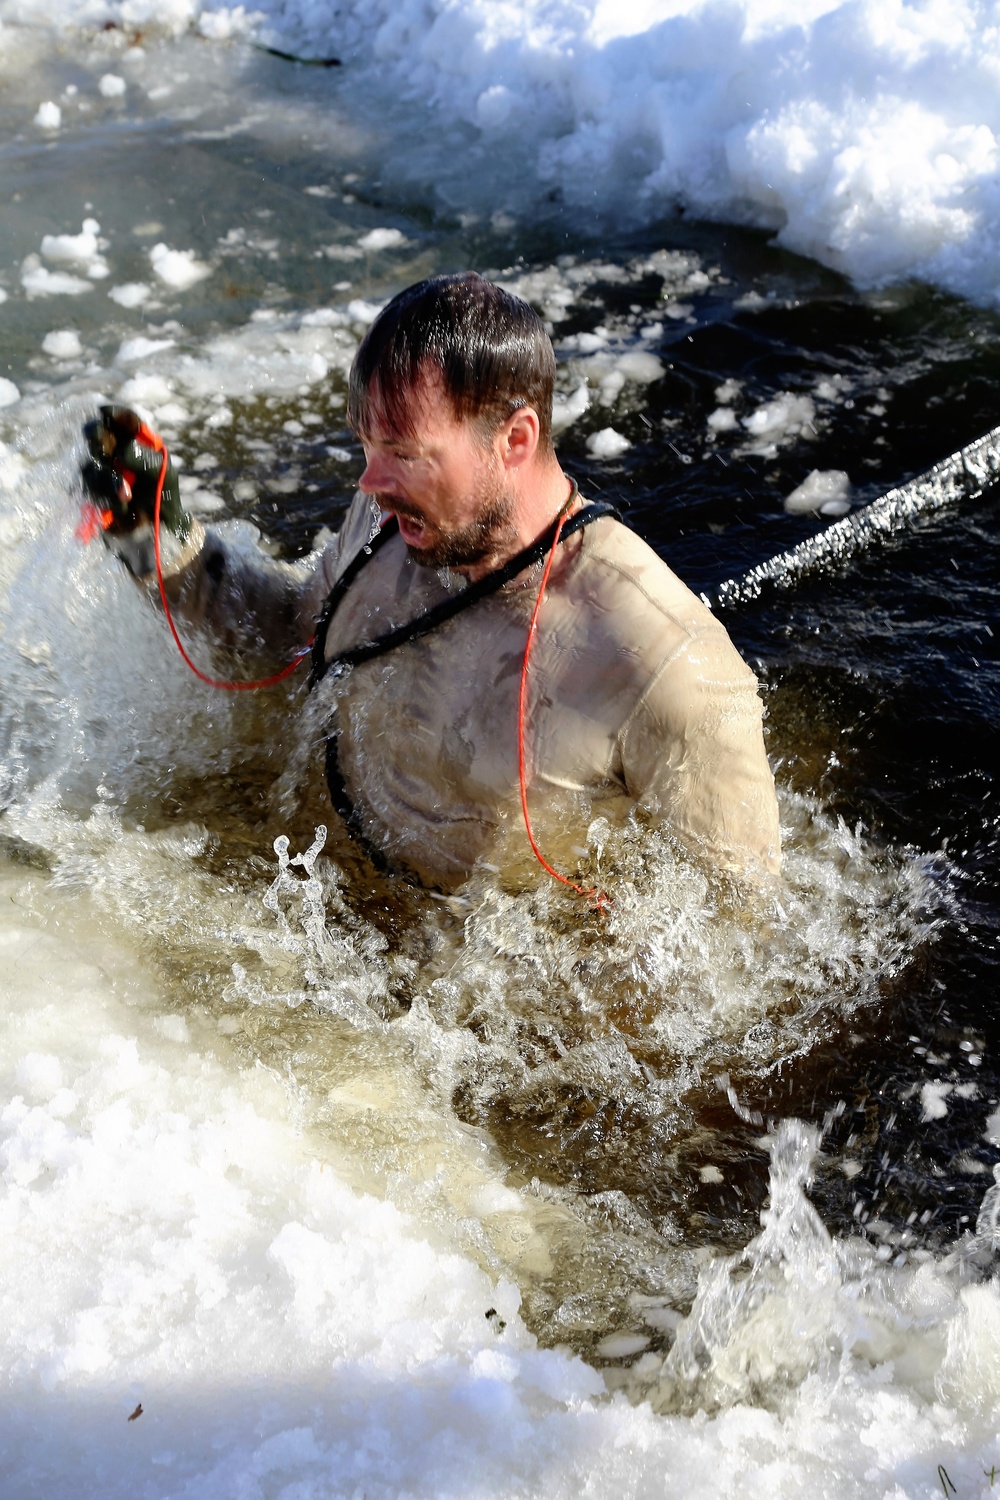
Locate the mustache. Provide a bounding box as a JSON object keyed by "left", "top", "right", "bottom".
{"left": 379, "top": 497, "right": 430, "bottom": 524}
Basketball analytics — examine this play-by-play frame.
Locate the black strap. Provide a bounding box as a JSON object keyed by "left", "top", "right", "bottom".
{"left": 311, "top": 496, "right": 620, "bottom": 685}
{"left": 311, "top": 494, "right": 620, "bottom": 869}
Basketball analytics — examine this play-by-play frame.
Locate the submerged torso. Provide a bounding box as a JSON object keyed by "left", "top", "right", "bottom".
{"left": 312, "top": 498, "right": 781, "bottom": 888}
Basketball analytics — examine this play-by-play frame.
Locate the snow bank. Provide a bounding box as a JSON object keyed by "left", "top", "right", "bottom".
{"left": 5, "top": 0, "right": 1000, "bottom": 307}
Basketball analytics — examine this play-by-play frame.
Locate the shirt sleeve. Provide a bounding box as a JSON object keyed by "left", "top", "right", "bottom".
{"left": 158, "top": 490, "right": 379, "bottom": 666}
{"left": 619, "top": 623, "right": 782, "bottom": 879}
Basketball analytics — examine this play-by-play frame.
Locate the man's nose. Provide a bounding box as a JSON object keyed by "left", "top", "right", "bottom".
{"left": 359, "top": 451, "right": 395, "bottom": 495}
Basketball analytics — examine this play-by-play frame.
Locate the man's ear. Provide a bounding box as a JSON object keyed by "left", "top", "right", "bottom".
{"left": 499, "top": 405, "right": 540, "bottom": 472}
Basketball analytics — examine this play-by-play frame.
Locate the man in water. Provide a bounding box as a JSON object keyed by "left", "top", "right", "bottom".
{"left": 84, "top": 273, "right": 781, "bottom": 891}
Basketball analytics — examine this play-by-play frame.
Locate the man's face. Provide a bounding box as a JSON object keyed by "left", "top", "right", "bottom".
{"left": 356, "top": 373, "right": 517, "bottom": 570}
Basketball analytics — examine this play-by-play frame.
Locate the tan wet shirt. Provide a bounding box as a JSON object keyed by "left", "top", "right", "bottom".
{"left": 170, "top": 492, "right": 781, "bottom": 888}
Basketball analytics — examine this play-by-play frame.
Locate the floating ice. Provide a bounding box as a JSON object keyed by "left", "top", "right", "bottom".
{"left": 33, "top": 100, "right": 61, "bottom": 129}
{"left": 20, "top": 258, "right": 92, "bottom": 297}
{"left": 149, "top": 242, "right": 211, "bottom": 289}
{"left": 784, "top": 468, "right": 852, "bottom": 515}
{"left": 36, "top": 220, "right": 108, "bottom": 284}
{"left": 0, "top": 378, "right": 19, "bottom": 408}
{"left": 356, "top": 227, "right": 407, "bottom": 252}
{"left": 587, "top": 426, "right": 630, "bottom": 458}
{"left": 98, "top": 73, "right": 126, "bottom": 97}
{"left": 742, "top": 392, "right": 817, "bottom": 456}
{"left": 116, "top": 336, "right": 176, "bottom": 363}
{"left": 182, "top": 485, "right": 226, "bottom": 513}
{"left": 108, "top": 282, "right": 151, "bottom": 308}
{"left": 920, "top": 1080, "right": 953, "bottom": 1121}
{"left": 40, "top": 219, "right": 101, "bottom": 265}
{"left": 707, "top": 407, "right": 739, "bottom": 434}
{"left": 115, "top": 372, "right": 175, "bottom": 412}
{"left": 551, "top": 382, "right": 590, "bottom": 433}
{"left": 41, "top": 329, "right": 82, "bottom": 359}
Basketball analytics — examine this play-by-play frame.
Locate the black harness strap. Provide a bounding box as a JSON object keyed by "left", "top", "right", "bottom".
{"left": 309, "top": 496, "right": 620, "bottom": 863}
{"left": 311, "top": 496, "right": 620, "bottom": 684}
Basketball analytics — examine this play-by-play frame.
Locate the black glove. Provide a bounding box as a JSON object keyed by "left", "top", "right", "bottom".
{"left": 82, "top": 405, "right": 189, "bottom": 535}
{"left": 81, "top": 406, "right": 192, "bottom": 578}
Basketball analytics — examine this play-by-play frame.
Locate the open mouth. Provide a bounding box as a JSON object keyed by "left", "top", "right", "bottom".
{"left": 394, "top": 511, "right": 432, "bottom": 547}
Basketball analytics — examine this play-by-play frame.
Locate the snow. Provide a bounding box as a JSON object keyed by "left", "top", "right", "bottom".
{"left": 2, "top": 0, "right": 986, "bottom": 304}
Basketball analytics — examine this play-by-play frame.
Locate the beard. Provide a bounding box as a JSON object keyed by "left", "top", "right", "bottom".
{"left": 385, "top": 470, "right": 518, "bottom": 571}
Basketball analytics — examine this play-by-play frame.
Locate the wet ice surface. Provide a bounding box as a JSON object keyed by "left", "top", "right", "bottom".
{"left": 2, "top": 13, "right": 1000, "bottom": 1499}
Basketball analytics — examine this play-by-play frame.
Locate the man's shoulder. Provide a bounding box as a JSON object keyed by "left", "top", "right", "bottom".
{"left": 575, "top": 510, "right": 721, "bottom": 643}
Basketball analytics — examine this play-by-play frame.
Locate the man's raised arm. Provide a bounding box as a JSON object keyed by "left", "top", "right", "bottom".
{"left": 81, "top": 405, "right": 374, "bottom": 667}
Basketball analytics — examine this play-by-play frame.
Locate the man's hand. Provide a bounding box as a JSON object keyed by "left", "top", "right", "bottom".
{"left": 82, "top": 405, "right": 188, "bottom": 536}
{"left": 81, "top": 405, "right": 191, "bottom": 577}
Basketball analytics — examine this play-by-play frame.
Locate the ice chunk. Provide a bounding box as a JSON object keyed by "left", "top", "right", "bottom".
{"left": 920, "top": 1080, "right": 952, "bottom": 1121}
{"left": 108, "top": 282, "right": 151, "bottom": 308}
{"left": 33, "top": 101, "right": 61, "bottom": 129}
{"left": 357, "top": 227, "right": 407, "bottom": 252}
{"left": 116, "top": 336, "right": 176, "bottom": 363}
{"left": 615, "top": 350, "right": 664, "bottom": 384}
{"left": 707, "top": 407, "right": 739, "bottom": 433}
{"left": 21, "top": 258, "right": 92, "bottom": 297}
{"left": 98, "top": 74, "right": 126, "bottom": 98}
{"left": 742, "top": 392, "right": 816, "bottom": 455}
{"left": 41, "top": 329, "right": 82, "bottom": 359}
{"left": 0, "top": 378, "right": 20, "bottom": 408}
{"left": 595, "top": 1332, "right": 650, "bottom": 1358}
{"left": 784, "top": 468, "right": 852, "bottom": 514}
{"left": 150, "top": 243, "right": 211, "bottom": 289}
{"left": 476, "top": 85, "right": 515, "bottom": 129}
{"left": 551, "top": 383, "right": 590, "bottom": 433}
{"left": 40, "top": 221, "right": 101, "bottom": 265}
{"left": 587, "top": 427, "right": 631, "bottom": 458}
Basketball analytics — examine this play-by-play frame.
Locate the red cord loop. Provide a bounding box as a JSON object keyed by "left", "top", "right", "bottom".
{"left": 517, "top": 507, "right": 610, "bottom": 911}
{"left": 150, "top": 441, "right": 310, "bottom": 692}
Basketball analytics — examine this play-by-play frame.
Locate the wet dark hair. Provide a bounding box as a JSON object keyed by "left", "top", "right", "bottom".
{"left": 348, "top": 272, "right": 556, "bottom": 451}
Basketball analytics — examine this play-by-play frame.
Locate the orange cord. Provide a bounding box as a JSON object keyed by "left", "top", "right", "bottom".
{"left": 517, "top": 509, "right": 610, "bottom": 910}
{"left": 149, "top": 441, "right": 310, "bottom": 692}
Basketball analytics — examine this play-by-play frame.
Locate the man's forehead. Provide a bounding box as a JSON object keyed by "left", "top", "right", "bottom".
{"left": 356, "top": 365, "right": 454, "bottom": 443}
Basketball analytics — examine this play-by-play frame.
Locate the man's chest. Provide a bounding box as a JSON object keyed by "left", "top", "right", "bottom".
{"left": 320, "top": 545, "right": 635, "bottom": 808}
